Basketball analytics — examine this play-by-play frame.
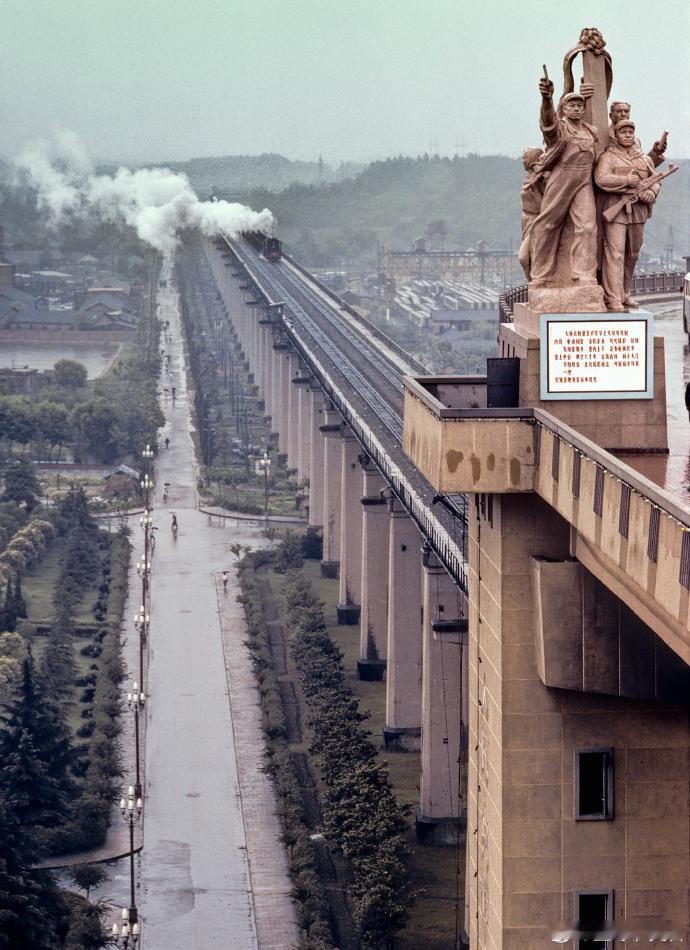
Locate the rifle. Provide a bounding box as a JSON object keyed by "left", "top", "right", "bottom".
{"left": 603, "top": 163, "right": 678, "bottom": 222}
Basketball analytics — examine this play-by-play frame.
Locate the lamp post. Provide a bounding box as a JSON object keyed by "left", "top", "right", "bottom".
{"left": 111, "top": 907, "right": 140, "bottom": 947}
{"left": 127, "top": 682, "right": 146, "bottom": 800}
{"left": 119, "top": 788, "right": 143, "bottom": 928}
{"left": 134, "top": 607, "right": 150, "bottom": 689}
{"left": 259, "top": 450, "right": 271, "bottom": 518}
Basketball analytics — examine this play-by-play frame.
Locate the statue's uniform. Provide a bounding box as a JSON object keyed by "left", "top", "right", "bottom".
{"left": 529, "top": 117, "right": 598, "bottom": 285}
{"left": 595, "top": 146, "right": 659, "bottom": 309}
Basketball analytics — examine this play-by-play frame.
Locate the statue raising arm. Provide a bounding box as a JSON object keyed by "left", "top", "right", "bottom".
{"left": 539, "top": 71, "right": 558, "bottom": 145}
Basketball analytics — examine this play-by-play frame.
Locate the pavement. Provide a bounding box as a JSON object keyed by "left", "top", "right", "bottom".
{"left": 56, "top": 266, "right": 300, "bottom": 948}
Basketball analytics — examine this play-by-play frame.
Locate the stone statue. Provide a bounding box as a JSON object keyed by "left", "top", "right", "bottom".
{"left": 518, "top": 147, "right": 548, "bottom": 279}
{"left": 608, "top": 100, "right": 668, "bottom": 167}
{"left": 595, "top": 120, "right": 672, "bottom": 311}
{"left": 528, "top": 81, "right": 599, "bottom": 291}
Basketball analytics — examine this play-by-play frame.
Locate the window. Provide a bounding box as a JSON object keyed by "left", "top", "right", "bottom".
{"left": 576, "top": 891, "right": 613, "bottom": 949}
{"left": 576, "top": 749, "right": 613, "bottom": 820}
{"left": 647, "top": 506, "right": 660, "bottom": 562}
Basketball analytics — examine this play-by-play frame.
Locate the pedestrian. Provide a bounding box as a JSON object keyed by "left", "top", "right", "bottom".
{"left": 222, "top": 571, "right": 229, "bottom": 592}
{"left": 165, "top": 436, "right": 170, "bottom": 449}
{"left": 685, "top": 381, "right": 690, "bottom": 421}
{"left": 172, "top": 386, "right": 176, "bottom": 400}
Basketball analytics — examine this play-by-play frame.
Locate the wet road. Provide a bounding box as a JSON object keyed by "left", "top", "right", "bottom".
{"left": 137, "top": 270, "right": 259, "bottom": 948}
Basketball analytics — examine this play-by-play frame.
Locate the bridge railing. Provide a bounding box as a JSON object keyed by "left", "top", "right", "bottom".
{"left": 498, "top": 272, "right": 683, "bottom": 323}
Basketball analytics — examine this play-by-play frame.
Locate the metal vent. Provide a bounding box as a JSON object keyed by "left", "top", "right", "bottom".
{"left": 593, "top": 467, "right": 604, "bottom": 517}
{"left": 647, "top": 506, "right": 660, "bottom": 562}
{"left": 572, "top": 451, "right": 581, "bottom": 498}
{"left": 551, "top": 437, "right": 560, "bottom": 482}
{"left": 618, "top": 484, "right": 631, "bottom": 538}
{"left": 680, "top": 532, "right": 690, "bottom": 589}
{"left": 534, "top": 425, "right": 541, "bottom": 466}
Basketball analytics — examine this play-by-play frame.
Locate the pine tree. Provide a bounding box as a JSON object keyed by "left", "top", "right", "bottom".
{"left": 13, "top": 574, "right": 27, "bottom": 620}
{"left": 0, "top": 792, "right": 68, "bottom": 949}
{"left": 40, "top": 607, "right": 77, "bottom": 702}
{"left": 0, "top": 653, "right": 75, "bottom": 840}
{"left": 2, "top": 577, "right": 17, "bottom": 632}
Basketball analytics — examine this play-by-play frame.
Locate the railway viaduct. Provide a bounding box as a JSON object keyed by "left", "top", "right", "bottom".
{"left": 197, "top": 233, "right": 689, "bottom": 948}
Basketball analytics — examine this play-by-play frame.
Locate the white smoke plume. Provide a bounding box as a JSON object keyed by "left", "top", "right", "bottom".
{"left": 14, "top": 132, "right": 275, "bottom": 254}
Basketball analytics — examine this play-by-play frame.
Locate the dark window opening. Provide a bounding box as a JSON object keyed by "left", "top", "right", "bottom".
{"left": 576, "top": 749, "right": 613, "bottom": 820}
{"left": 577, "top": 891, "right": 613, "bottom": 950}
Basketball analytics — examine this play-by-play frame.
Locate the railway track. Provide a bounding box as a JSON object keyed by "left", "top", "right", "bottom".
{"left": 228, "top": 238, "right": 406, "bottom": 442}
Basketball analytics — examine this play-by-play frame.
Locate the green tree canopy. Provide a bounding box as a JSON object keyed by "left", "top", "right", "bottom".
{"left": 1, "top": 459, "right": 40, "bottom": 512}
{"left": 53, "top": 359, "right": 87, "bottom": 389}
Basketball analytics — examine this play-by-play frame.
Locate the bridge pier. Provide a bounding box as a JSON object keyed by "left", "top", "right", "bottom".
{"left": 276, "top": 347, "right": 290, "bottom": 455}
{"left": 417, "top": 548, "right": 466, "bottom": 845}
{"left": 286, "top": 353, "right": 300, "bottom": 475}
{"left": 337, "top": 430, "right": 362, "bottom": 624}
{"left": 357, "top": 461, "right": 388, "bottom": 680}
{"left": 383, "top": 499, "right": 423, "bottom": 751}
{"left": 307, "top": 388, "right": 326, "bottom": 528}
{"left": 320, "top": 408, "right": 342, "bottom": 578}
{"left": 293, "top": 370, "right": 311, "bottom": 483}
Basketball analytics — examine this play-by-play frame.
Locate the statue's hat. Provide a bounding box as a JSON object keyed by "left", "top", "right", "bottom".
{"left": 560, "top": 92, "right": 585, "bottom": 106}
{"left": 614, "top": 118, "right": 635, "bottom": 131}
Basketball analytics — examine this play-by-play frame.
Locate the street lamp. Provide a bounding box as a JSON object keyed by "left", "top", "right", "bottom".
{"left": 111, "top": 908, "right": 140, "bottom": 947}
{"left": 127, "top": 682, "right": 146, "bottom": 800}
{"left": 119, "top": 788, "right": 143, "bottom": 928}
{"left": 258, "top": 450, "right": 271, "bottom": 518}
{"left": 134, "top": 608, "right": 150, "bottom": 688}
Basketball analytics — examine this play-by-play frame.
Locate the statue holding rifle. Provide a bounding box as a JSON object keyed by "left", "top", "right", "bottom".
{"left": 595, "top": 120, "right": 678, "bottom": 311}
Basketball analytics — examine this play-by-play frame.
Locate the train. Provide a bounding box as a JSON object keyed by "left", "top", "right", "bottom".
{"left": 241, "top": 230, "right": 282, "bottom": 262}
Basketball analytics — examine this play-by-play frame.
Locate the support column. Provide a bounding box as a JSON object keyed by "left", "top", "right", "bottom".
{"left": 307, "top": 387, "right": 325, "bottom": 527}
{"left": 383, "top": 499, "right": 423, "bottom": 750}
{"left": 320, "top": 408, "right": 342, "bottom": 578}
{"left": 336, "top": 431, "right": 362, "bottom": 625}
{"left": 259, "top": 319, "right": 272, "bottom": 411}
{"left": 293, "top": 371, "right": 311, "bottom": 483}
{"left": 286, "top": 353, "right": 300, "bottom": 473}
{"left": 267, "top": 337, "right": 279, "bottom": 430}
{"left": 358, "top": 461, "right": 388, "bottom": 680}
{"left": 277, "top": 349, "right": 290, "bottom": 454}
{"left": 417, "top": 548, "right": 466, "bottom": 845}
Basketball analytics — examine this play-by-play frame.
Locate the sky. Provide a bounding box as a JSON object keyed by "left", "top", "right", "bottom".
{"left": 2, "top": 0, "right": 689, "bottom": 165}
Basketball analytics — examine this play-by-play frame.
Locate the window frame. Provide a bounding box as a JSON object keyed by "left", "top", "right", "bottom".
{"left": 575, "top": 747, "right": 614, "bottom": 821}
{"left": 575, "top": 889, "right": 614, "bottom": 950}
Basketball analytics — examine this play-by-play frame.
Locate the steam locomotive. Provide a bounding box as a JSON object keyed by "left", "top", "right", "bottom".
{"left": 242, "top": 230, "right": 282, "bottom": 262}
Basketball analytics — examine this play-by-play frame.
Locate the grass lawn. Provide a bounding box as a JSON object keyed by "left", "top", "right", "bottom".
{"left": 22, "top": 539, "right": 104, "bottom": 625}
{"left": 263, "top": 556, "right": 464, "bottom": 949}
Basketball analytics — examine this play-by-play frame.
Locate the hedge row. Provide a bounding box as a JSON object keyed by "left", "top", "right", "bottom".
{"left": 284, "top": 572, "right": 413, "bottom": 948}
{"left": 238, "top": 553, "right": 333, "bottom": 950}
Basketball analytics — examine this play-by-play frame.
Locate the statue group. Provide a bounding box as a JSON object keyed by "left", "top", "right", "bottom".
{"left": 519, "top": 28, "right": 677, "bottom": 312}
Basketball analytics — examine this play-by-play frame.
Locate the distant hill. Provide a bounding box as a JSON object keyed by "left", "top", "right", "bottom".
{"left": 146, "top": 153, "right": 365, "bottom": 197}
{"left": 243, "top": 154, "right": 690, "bottom": 268}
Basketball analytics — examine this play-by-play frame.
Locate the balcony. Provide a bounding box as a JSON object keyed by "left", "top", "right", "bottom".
{"left": 402, "top": 375, "right": 535, "bottom": 493}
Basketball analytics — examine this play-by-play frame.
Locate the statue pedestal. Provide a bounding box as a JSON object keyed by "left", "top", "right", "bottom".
{"left": 528, "top": 283, "right": 606, "bottom": 314}
{"left": 500, "top": 302, "right": 668, "bottom": 452}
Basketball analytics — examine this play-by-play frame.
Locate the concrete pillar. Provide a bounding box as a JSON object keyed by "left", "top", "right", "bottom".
{"left": 286, "top": 354, "right": 300, "bottom": 473}
{"left": 417, "top": 548, "right": 466, "bottom": 845}
{"left": 308, "top": 388, "right": 325, "bottom": 527}
{"left": 277, "top": 349, "right": 290, "bottom": 454}
{"left": 358, "top": 462, "right": 388, "bottom": 680}
{"left": 260, "top": 321, "right": 272, "bottom": 411}
{"left": 293, "top": 371, "right": 311, "bottom": 483}
{"left": 337, "top": 431, "right": 362, "bottom": 624}
{"left": 384, "top": 499, "right": 423, "bottom": 751}
{"left": 320, "top": 407, "right": 342, "bottom": 577}
{"left": 267, "top": 338, "right": 278, "bottom": 428}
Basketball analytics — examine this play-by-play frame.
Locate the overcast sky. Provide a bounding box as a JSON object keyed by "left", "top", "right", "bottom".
{"left": 2, "top": 0, "right": 689, "bottom": 165}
